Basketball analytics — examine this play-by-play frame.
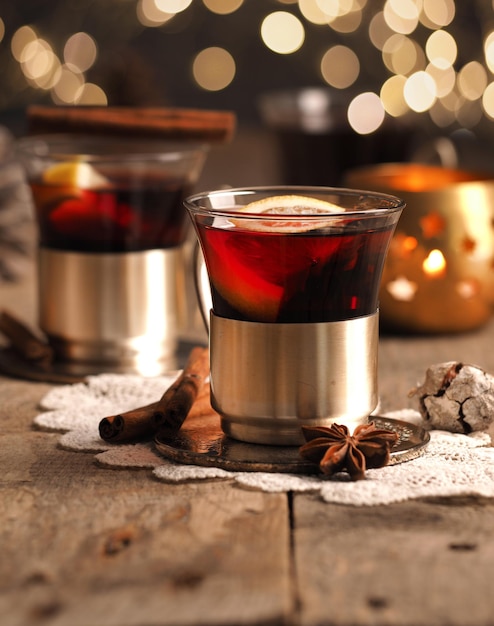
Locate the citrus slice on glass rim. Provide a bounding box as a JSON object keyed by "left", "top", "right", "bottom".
{"left": 231, "top": 194, "right": 344, "bottom": 232}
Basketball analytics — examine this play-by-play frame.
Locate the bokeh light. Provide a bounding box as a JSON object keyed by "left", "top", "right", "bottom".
{"left": 382, "top": 35, "right": 424, "bottom": 75}
{"left": 21, "top": 39, "right": 55, "bottom": 81}
{"left": 261, "top": 11, "right": 305, "bottom": 54}
{"left": 11, "top": 26, "right": 38, "bottom": 62}
{"left": 426, "top": 30, "right": 457, "bottom": 69}
{"left": 380, "top": 75, "right": 409, "bottom": 117}
{"left": 421, "top": 0, "right": 455, "bottom": 28}
{"left": 1, "top": 0, "right": 494, "bottom": 137}
{"left": 64, "top": 33, "right": 97, "bottom": 73}
{"left": 426, "top": 63, "right": 455, "bottom": 98}
{"left": 9, "top": 22, "right": 107, "bottom": 104}
{"left": 439, "top": 90, "right": 459, "bottom": 113}
{"left": 347, "top": 92, "right": 385, "bottom": 134}
{"left": 320, "top": 45, "right": 359, "bottom": 89}
{"left": 369, "top": 11, "right": 394, "bottom": 51}
{"left": 51, "top": 66, "right": 85, "bottom": 104}
{"left": 383, "top": 0, "right": 419, "bottom": 35}
{"left": 458, "top": 62, "right": 488, "bottom": 101}
{"left": 329, "top": 7, "right": 362, "bottom": 33}
{"left": 404, "top": 71, "right": 437, "bottom": 112}
{"left": 192, "top": 47, "right": 236, "bottom": 91}
{"left": 202, "top": 0, "right": 244, "bottom": 14}
{"left": 75, "top": 83, "right": 108, "bottom": 105}
{"left": 136, "top": 0, "right": 175, "bottom": 26}
{"left": 484, "top": 31, "right": 494, "bottom": 73}
{"left": 156, "top": 0, "right": 192, "bottom": 13}
{"left": 298, "top": 0, "right": 331, "bottom": 25}
{"left": 481, "top": 82, "right": 494, "bottom": 120}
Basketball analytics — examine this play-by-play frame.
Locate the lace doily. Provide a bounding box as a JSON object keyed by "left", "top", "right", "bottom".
{"left": 33, "top": 373, "right": 494, "bottom": 506}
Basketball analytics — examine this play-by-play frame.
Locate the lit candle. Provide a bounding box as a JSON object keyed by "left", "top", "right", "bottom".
{"left": 422, "top": 249, "right": 446, "bottom": 279}
{"left": 345, "top": 163, "right": 494, "bottom": 333}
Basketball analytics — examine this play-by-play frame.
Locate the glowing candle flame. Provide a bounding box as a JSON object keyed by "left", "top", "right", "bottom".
{"left": 423, "top": 249, "right": 446, "bottom": 277}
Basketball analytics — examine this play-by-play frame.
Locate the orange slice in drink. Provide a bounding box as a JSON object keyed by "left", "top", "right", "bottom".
{"left": 232, "top": 194, "right": 343, "bottom": 232}
{"left": 43, "top": 161, "right": 109, "bottom": 189}
{"left": 207, "top": 195, "right": 345, "bottom": 321}
{"left": 32, "top": 162, "right": 110, "bottom": 210}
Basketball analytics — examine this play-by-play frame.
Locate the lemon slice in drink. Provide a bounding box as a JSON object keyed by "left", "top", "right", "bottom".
{"left": 43, "top": 161, "right": 109, "bottom": 189}
{"left": 234, "top": 194, "right": 343, "bottom": 232}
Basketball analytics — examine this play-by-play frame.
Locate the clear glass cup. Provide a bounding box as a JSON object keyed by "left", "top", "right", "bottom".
{"left": 186, "top": 186, "right": 404, "bottom": 445}
{"left": 17, "top": 135, "right": 208, "bottom": 376}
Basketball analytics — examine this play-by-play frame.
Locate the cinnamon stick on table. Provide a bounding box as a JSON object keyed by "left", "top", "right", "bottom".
{"left": 27, "top": 106, "right": 236, "bottom": 144}
{"left": 98, "top": 346, "right": 210, "bottom": 443}
{"left": 0, "top": 310, "right": 53, "bottom": 368}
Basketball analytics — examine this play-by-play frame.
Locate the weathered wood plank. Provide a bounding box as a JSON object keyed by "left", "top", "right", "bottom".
{"left": 0, "top": 381, "right": 293, "bottom": 626}
{"left": 293, "top": 494, "right": 494, "bottom": 626}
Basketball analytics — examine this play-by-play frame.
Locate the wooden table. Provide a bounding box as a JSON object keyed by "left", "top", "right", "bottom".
{"left": 2, "top": 129, "right": 494, "bottom": 626}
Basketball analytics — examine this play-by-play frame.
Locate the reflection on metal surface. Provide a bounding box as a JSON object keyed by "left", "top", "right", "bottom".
{"left": 155, "top": 414, "right": 430, "bottom": 474}
{"left": 39, "top": 247, "right": 185, "bottom": 375}
{"left": 209, "top": 312, "right": 379, "bottom": 446}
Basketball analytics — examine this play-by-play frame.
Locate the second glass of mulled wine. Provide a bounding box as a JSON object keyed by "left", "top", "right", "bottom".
{"left": 18, "top": 135, "right": 208, "bottom": 375}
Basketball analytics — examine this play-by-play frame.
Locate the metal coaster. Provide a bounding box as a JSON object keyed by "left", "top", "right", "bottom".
{"left": 0, "top": 348, "right": 87, "bottom": 384}
{"left": 0, "top": 340, "right": 202, "bottom": 384}
{"left": 155, "top": 414, "right": 430, "bottom": 475}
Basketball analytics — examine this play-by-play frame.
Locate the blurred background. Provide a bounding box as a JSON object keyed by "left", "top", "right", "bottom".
{"left": 2, "top": 0, "right": 494, "bottom": 290}
{"left": 0, "top": 0, "right": 493, "bottom": 147}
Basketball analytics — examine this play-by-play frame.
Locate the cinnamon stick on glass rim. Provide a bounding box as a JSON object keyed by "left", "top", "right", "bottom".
{"left": 98, "top": 346, "right": 211, "bottom": 443}
{"left": 27, "top": 106, "right": 236, "bottom": 144}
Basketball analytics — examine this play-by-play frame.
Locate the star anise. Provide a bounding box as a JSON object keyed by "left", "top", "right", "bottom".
{"left": 299, "top": 422, "right": 399, "bottom": 481}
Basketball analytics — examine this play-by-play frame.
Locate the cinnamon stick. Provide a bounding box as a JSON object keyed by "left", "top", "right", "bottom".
{"left": 0, "top": 309, "right": 53, "bottom": 368}
{"left": 27, "top": 106, "right": 236, "bottom": 143}
{"left": 153, "top": 346, "right": 210, "bottom": 434}
{"left": 98, "top": 346, "right": 210, "bottom": 443}
{"left": 185, "top": 389, "right": 216, "bottom": 420}
{"left": 98, "top": 401, "right": 160, "bottom": 443}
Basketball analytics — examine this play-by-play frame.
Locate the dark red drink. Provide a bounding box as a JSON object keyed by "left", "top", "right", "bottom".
{"left": 195, "top": 220, "right": 396, "bottom": 323}
{"left": 30, "top": 174, "right": 193, "bottom": 253}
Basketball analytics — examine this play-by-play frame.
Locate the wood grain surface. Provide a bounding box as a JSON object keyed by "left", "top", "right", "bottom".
{"left": 0, "top": 379, "right": 292, "bottom": 626}
{"left": 293, "top": 495, "right": 494, "bottom": 626}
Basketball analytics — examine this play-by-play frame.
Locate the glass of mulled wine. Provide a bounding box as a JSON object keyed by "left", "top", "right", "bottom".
{"left": 18, "top": 135, "right": 208, "bottom": 375}
{"left": 185, "top": 186, "right": 404, "bottom": 445}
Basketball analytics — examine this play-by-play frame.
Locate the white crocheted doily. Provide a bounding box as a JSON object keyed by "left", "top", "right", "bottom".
{"left": 33, "top": 373, "right": 494, "bottom": 507}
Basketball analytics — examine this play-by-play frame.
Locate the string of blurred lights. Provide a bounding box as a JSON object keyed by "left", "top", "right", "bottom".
{"left": 1, "top": 0, "right": 494, "bottom": 136}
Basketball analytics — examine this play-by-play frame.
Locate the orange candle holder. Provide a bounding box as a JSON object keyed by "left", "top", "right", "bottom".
{"left": 346, "top": 163, "right": 494, "bottom": 334}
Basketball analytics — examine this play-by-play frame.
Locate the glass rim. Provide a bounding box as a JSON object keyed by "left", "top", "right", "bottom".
{"left": 16, "top": 134, "right": 210, "bottom": 162}
{"left": 184, "top": 185, "right": 405, "bottom": 219}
